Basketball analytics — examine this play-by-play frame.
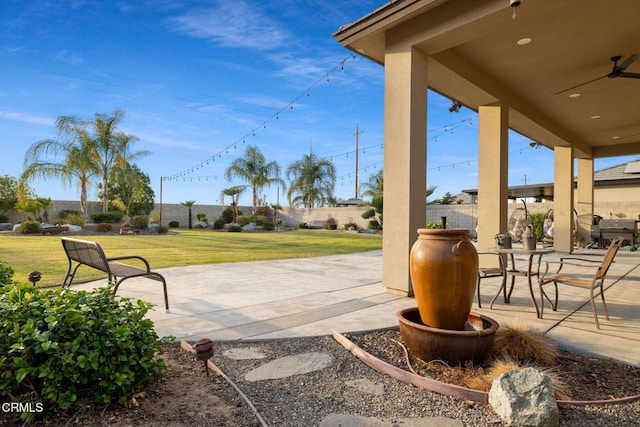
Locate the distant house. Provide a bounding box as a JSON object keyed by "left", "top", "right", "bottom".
{"left": 336, "top": 198, "right": 367, "bottom": 207}
{"left": 462, "top": 159, "right": 640, "bottom": 203}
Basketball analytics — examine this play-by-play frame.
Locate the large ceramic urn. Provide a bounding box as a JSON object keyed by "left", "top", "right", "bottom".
{"left": 409, "top": 229, "right": 478, "bottom": 330}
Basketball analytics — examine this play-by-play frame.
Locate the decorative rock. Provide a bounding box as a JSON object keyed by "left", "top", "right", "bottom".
{"left": 242, "top": 222, "right": 256, "bottom": 231}
{"left": 223, "top": 347, "right": 267, "bottom": 360}
{"left": 489, "top": 367, "right": 559, "bottom": 427}
{"left": 244, "top": 352, "right": 333, "bottom": 382}
{"left": 0, "top": 223, "right": 12, "bottom": 231}
{"left": 63, "top": 224, "right": 82, "bottom": 233}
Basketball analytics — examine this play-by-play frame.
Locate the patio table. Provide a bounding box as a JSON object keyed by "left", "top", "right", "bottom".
{"left": 489, "top": 247, "right": 555, "bottom": 318}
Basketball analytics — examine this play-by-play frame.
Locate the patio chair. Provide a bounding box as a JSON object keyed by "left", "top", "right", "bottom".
{"left": 538, "top": 238, "right": 622, "bottom": 329}
{"left": 476, "top": 252, "right": 507, "bottom": 308}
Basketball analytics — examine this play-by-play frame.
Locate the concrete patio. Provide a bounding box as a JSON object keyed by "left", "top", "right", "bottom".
{"left": 72, "top": 247, "right": 640, "bottom": 366}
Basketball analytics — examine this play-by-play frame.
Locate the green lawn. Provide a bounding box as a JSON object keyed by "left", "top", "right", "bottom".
{"left": 0, "top": 229, "right": 382, "bottom": 287}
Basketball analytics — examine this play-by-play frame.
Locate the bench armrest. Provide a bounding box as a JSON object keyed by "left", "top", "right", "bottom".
{"left": 106, "top": 255, "right": 151, "bottom": 272}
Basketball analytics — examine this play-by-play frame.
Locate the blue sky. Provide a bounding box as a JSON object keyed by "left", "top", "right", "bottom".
{"left": 1, "top": 1, "right": 635, "bottom": 207}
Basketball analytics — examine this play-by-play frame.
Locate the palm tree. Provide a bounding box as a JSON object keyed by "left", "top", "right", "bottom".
{"left": 286, "top": 153, "right": 336, "bottom": 208}
{"left": 224, "top": 145, "right": 285, "bottom": 214}
{"left": 181, "top": 200, "right": 196, "bottom": 229}
{"left": 220, "top": 186, "right": 247, "bottom": 223}
{"left": 359, "top": 169, "right": 384, "bottom": 199}
{"left": 21, "top": 115, "right": 97, "bottom": 218}
{"left": 92, "top": 109, "right": 150, "bottom": 212}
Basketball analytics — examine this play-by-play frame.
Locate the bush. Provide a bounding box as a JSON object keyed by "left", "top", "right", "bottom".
{"left": 0, "top": 284, "right": 169, "bottom": 419}
{"left": 131, "top": 215, "right": 149, "bottom": 229}
{"left": 168, "top": 221, "right": 179, "bottom": 228}
{"left": 228, "top": 224, "right": 242, "bottom": 232}
{"left": 19, "top": 220, "right": 41, "bottom": 234}
{"left": 90, "top": 212, "right": 123, "bottom": 224}
{"left": 368, "top": 220, "right": 381, "bottom": 230}
{"left": 196, "top": 213, "right": 208, "bottom": 223}
{"left": 221, "top": 207, "right": 234, "bottom": 224}
{"left": 155, "top": 225, "right": 169, "bottom": 234}
{"left": 263, "top": 221, "right": 274, "bottom": 231}
{"left": 344, "top": 222, "right": 359, "bottom": 231}
{"left": 212, "top": 218, "right": 226, "bottom": 229}
{"left": 425, "top": 220, "right": 443, "bottom": 229}
{"left": 0, "top": 214, "right": 8, "bottom": 223}
{"left": 58, "top": 209, "right": 81, "bottom": 219}
{"left": 238, "top": 214, "right": 267, "bottom": 227}
{"left": 0, "top": 260, "right": 14, "bottom": 285}
{"left": 528, "top": 212, "right": 546, "bottom": 240}
{"left": 63, "top": 213, "right": 85, "bottom": 226}
{"left": 96, "top": 223, "right": 112, "bottom": 232}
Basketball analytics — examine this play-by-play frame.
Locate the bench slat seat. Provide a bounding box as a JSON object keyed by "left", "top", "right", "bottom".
{"left": 61, "top": 237, "right": 169, "bottom": 312}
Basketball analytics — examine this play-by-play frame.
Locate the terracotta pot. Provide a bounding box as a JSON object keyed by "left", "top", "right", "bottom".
{"left": 409, "top": 228, "right": 478, "bottom": 330}
{"left": 397, "top": 307, "right": 498, "bottom": 364}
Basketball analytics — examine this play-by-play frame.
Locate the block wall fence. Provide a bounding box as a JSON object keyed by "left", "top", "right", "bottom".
{"left": 5, "top": 200, "right": 640, "bottom": 234}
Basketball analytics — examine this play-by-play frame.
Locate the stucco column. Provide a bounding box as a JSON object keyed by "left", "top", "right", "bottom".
{"left": 575, "top": 158, "right": 594, "bottom": 246}
{"left": 554, "top": 146, "right": 574, "bottom": 253}
{"left": 382, "top": 47, "right": 428, "bottom": 296}
{"left": 477, "top": 104, "right": 509, "bottom": 261}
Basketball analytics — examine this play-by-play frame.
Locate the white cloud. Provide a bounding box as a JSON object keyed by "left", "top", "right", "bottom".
{"left": 169, "top": 0, "right": 287, "bottom": 50}
{"left": 0, "top": 111, "right": 55, "bottom": 126}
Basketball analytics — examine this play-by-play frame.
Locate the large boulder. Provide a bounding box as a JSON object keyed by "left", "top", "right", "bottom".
{"left": 489, "top": 367, "right": 559, "bottom": 427}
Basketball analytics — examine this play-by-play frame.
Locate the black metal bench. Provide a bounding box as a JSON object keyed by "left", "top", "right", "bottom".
{"left": 61, "top": 237, "right": 169, "bottom": 312}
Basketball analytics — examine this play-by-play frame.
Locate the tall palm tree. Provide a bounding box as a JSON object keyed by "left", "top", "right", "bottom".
{"left": 21, "top": 115, "right": 97, "bottom": 218}
{"left": 220, "top": 185, "right": 247, "bottom": 223}
{"left": 92, "top": 109, "right": 150, "bottom": 212}
{"left": 359, "top": 169, "right": 384, "bottom": 199}
{"left": 224, "top": 145, "right": 285, "bottom": 214}
{"left": 286, "top": 153, "right": 336, "bottom": 208}
{"left": 181, "top": 200, "right": 196, "bottom": 229}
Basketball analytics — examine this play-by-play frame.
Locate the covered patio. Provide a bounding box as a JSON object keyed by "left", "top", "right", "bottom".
{"left": 333, "top": 0, "right": 640, "bottom": 296}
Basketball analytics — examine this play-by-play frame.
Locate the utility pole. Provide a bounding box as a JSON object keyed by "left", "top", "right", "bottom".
{"left": 354, "top": 124, "right": 364, "bottom": 199}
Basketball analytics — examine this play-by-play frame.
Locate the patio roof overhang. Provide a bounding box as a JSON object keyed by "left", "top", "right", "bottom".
{"left": 334, "top": 0, "right": 640, "bottom": 160}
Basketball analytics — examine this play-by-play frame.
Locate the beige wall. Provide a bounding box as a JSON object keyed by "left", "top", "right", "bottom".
{"left": 4, "top": 199, "right": 639, "bottom": 233}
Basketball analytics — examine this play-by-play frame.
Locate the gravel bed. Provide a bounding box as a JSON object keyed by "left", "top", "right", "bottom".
{"left": 211, "top": 330, "right": 640, "bottom": 426}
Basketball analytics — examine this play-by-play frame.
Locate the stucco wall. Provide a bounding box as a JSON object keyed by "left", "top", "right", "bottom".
{"left": 4, "top": 199, "right": 639, "bottom": 231}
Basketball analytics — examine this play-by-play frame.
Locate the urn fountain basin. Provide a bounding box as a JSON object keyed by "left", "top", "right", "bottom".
{"left": 398, "top": 307, "right": 499, "bottom": 365}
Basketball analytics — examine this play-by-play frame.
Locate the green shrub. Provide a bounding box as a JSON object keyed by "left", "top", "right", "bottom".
{"left": 0, "top": 284, "right": 169, "bottom": 420}
{"left": 196, "top": 213, "right": 208, "bottom": 223}
{"left": 368, "top": 220, "right": 381, "bottom": 230}
{"left": 131, "top": 215, "right": 149, "bottom": 229}
{"left": 0, "top": 214, "right": 9, "bottom": 223}
{"left": 63, "top": 213, "right": 86, "bottom": 226}
{"left": 168, "top": 221, "right": 179, "bottom": 228}
{"left": 213, "top": 218, "right": 226, "bottom": 229}
{"left": 58, "top": 209, "right": 81, "bottom": 219}
{"left": 344, "top": 222, "right": 359, "bottom": 231}
{"left": 228, "top": 224, "right": 242, "bottom": 232}
{"left": 425, "top": 220, "right": 443, "bottom": 229}
{"left": 90, "top": 212, "right": 123, "bottom": 224}
{"left": 156, "top": 225, "right": 169, "bottom": 234}
{"left": 0, "top": 260, "right": 14, "bottom": 285}
{"left": 238, "top": 214, "right": 267, "bottom": 227}
{"left": 221, "top": 207, "right": 234, "bottom": 224}
{"left": 263, "top": 221, "right": 274, "bottom": 231}
{"left": 19, "top": 220, "right": 41, "bottom": 234}
{"left": 528, "top": 212, "right": 546, "bottom": 240}
{"left": 96, "top": 223, "right": 112, "bottom": 232}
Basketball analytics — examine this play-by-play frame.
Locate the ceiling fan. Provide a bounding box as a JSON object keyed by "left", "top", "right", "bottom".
{"left": 555, "top": 54, "right": 640, "bottom": 95}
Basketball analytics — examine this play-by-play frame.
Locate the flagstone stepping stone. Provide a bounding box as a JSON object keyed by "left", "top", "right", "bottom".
{"left": 244, "top": 352, "right": 333, "bottom": 382}
{"left": 222, "top": 347, "right": 267, "bottom": 360}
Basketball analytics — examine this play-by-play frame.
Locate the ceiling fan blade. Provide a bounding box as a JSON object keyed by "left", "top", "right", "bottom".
{"left": 619, "top": 72, "right": 640, "bottom": 79}
{"left": 555, "top": 74, "right": 607, "bottom": 95}
{"left": 618, "top": 54, "right": 638, "bottom": 71}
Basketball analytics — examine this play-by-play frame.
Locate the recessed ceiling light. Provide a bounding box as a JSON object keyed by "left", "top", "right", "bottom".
{"left": 612, "top": 136, "right": 621, "bottom": 140}
{"left": 591, "top": 115, "right": 601, "bottom": 119}
{"left": 569, "top": 93, "right": 580, "bottom": 98}
{"left": 516, "top": 37, "right": 532, "bottom": 45}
